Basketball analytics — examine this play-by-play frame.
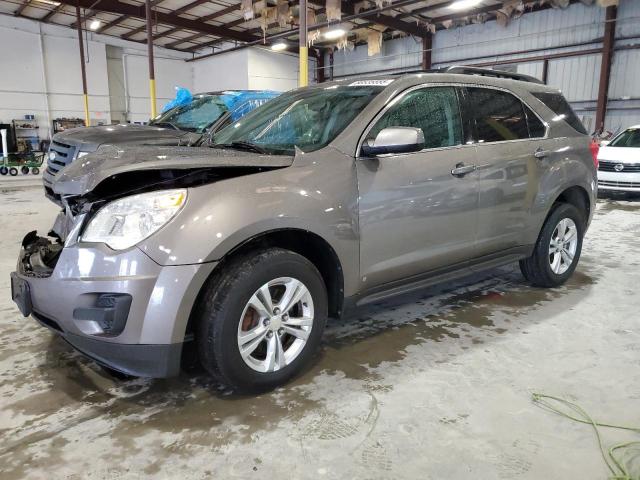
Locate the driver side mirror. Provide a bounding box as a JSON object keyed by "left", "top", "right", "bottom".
{"left": 599, "top": 140, "right": 610, "bottom": 147}
{"left": 361, "top": 127, "right": 425, "bottom": 157}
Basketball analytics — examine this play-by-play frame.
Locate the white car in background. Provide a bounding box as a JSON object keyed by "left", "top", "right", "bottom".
{"left": 597, "top": 125, "right": 640, "bottom": 193}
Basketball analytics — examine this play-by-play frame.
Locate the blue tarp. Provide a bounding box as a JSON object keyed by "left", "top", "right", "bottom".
{"left": 161, "top": 87, "right": 193, "bottom": 113}
{"left": 219, "top": 90, "right": 280, "bottom": 120}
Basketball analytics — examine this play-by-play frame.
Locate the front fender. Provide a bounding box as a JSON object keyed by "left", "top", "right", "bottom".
{"left": 138, "top": 152, "right": 360, "bottom": 294}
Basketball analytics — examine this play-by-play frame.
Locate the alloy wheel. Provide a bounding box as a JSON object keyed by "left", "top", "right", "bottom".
{"left": 237, "top": 277, "right": 314, "bottom": 373}
{"left": 548, "top": 217, "right": 578, "bottom": 275}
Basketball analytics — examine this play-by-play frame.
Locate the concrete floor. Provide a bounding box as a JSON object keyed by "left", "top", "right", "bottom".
{"left": 1, "top": 183, "right": 639, "bottom": 480}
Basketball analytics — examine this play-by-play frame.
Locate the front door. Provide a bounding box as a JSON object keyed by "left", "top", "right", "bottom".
{"left": 356, "top": 86, "right": 479, "bottom": 290}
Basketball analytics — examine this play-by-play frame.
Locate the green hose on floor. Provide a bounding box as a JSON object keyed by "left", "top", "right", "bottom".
{"left": 532, "top": 393, "right": 640, "bottom": 480}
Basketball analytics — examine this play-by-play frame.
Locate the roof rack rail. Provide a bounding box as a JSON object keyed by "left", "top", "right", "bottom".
{"left": 442, "top": 66, "right": 544, "bottom": 84}
{"left": 392, "top": 65, "right": 543, "bottom": 84}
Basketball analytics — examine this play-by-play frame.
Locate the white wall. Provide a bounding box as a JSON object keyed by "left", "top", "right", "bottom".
{"left": 192, "top": 46, "right": 300, "bottom": 93}
{"left": 0, "top": 14, "right": 193, "bottom": 141}
{"left": 193, "top": 49, "right": 250, "bottom": 92}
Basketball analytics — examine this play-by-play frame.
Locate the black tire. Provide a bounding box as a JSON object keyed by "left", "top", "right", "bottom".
{"left": 196, "top": 248, "right": 328, "bottom": 393}
{"left": 9, "top": 167, "right": 18, "bottom": 176}
{"left": 21, "top": 166, "right": 29, "bottom": 175}
{"left": 520, "top": 203, "right": 585, "bottom": 288}
{"left": 0, "top": 166, "right": 7, "bottom": 176}
{"left": 31, "top": 167, "right": 40, "bottom": 175}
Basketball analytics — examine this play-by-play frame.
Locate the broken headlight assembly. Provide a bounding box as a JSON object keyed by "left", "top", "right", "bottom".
{"left": 81, "top": 189, "right": 187, "bottom": 250}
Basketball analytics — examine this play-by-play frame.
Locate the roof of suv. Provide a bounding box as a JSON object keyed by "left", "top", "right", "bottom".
{"left": 320, "top": 66, "right": 559, "bottom": 94}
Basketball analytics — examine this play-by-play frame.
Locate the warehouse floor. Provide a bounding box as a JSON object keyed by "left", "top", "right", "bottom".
{"left": 1, "top": 184, "right": 639, "bottom": 479}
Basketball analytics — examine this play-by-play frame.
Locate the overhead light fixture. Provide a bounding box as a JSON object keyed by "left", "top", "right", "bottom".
{"left": 448, "top": 0, "right": 483, "bottom": 10}
{"left": 34, "top": 0, "right": 61, "bottom": 6}
{"left": 89, "top": 19, "right": 101, "bottom": 30}
{"left": 271, "top": 42, "right": 287, "bottom": 51}
{"left": 324, "top": 28, "right": 346, "bottom": 40}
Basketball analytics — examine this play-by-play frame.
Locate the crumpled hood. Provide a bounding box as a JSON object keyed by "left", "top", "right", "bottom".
{"left": 52, "top": 145, "right": 294, "bottom": 196}
{"left": 54, "top": 124, "right": 192, "bottom": 150}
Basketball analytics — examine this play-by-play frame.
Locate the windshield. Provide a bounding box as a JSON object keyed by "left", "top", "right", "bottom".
{"left": 609, "top": 127, "right": 640, "bottom": 148}
{"left": 212, "top": 85, "right": 384, "bottom": 155}
{"left": 151, "top": 95, "right": 228, "bottom": 133}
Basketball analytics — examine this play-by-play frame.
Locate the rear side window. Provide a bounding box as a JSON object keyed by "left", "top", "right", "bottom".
{"left": 531, "top": 91, "right": 587, "bottom": 135}
{"left": 368, "top": 86, "right": 463, "bottom": 149}
{"left": 466, "top": 88, "right": 529, "bottom": 142}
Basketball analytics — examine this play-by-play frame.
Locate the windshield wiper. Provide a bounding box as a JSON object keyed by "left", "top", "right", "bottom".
{"left": 213, "top": 141, "right": 268, "bottom": 154}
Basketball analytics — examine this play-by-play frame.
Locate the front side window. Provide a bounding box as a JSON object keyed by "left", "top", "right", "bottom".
{"left": 151, "top": 95, "right": 228, "bottom": 133}
{"left": 367, "top": 86, "right": 463, "bottom": 149}
{"left": 467, "top": 87, "right": 529, "bottom": 142}
{"left": 609, "top": 127, "right": 640, "bottom": 148}
{"left": 213, "top": 85, "right": 383, "bottom": 155}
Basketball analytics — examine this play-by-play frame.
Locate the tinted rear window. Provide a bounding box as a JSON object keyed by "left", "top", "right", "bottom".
{"left": 531, "top": 91, "right": 587, "bottom": 135}
{"left": 467, "top": 88, "right": 529, "bottom": 142}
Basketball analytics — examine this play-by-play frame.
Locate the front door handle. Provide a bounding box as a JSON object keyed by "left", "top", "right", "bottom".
{"left": 451, "top": 163, "right": 477, "bottom": 177}
{"left": 534, "top": 148, "right": 550, "bottom": 159}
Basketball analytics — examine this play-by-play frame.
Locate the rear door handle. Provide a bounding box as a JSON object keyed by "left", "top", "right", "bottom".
{"left": 451, "top": 163, "right": 477, "bottom": 177}
{"left": 534, "top": 148, "right": 550, "bottom": 159}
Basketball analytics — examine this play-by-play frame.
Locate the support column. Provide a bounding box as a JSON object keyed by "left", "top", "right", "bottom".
{"left": 146, "top": 0, "right": 157, "bottom": 118}
{"left": 316, "top": 50, "right": 325, "bottom": 83}
{"left": 542, "top": 58, "right": 549, "bottom": 84}
{"left": 421, "top": 33, "right": 432, "bottom": 70}
{"left": 595, "top": 5, "right": 616, "bottom": 133}
{"left": 75, "top": 0, "right": 90, "bottom": 127}
{"left": 299, "top": 0, "right": 308, "bottom": 87}
{"left": 329, "top": 50, "right": 334, "bottom": 81}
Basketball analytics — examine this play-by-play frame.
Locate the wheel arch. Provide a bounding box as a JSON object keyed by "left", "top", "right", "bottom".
{"left": 184, "top": 228, "right": 345, "bottom": 340}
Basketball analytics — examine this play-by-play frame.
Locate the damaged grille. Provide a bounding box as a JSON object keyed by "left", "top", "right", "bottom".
{"left": 47, "top": 141, "right": 78, "bottom": 177}
{"left": 18, "top": 232, "right": 63, "bottom": 278}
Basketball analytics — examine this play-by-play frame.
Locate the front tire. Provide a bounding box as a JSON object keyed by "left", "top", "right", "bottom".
{"left": 196, "top": 248, "right": 328, "bottom": 393}
{"left": 520, "top": 203, "right": 585, "bottom": 287}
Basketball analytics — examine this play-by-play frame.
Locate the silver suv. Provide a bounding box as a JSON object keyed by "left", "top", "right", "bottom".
{"left": 11, "top": 67, "right": 597, "bottom": 392}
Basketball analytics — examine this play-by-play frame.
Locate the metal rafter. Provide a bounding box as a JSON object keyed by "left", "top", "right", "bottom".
{"left": 123, "top": 0, "right": 238, "bottom": 40}
{"left": 41, "top": 3, "right": 65, "bottom": 21}
{"left": 161, "top": 3, "right": 242, "bottom": 47}
{"left": 54, "top": 0, "right": 258, "bottom": 43}
{"left": 14, "top": 0, "right": 32, "bottom": 17}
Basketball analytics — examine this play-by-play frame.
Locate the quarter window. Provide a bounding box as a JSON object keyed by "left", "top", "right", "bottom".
{"left": 525, "top": 105, "right": 546, "bottom": 138}
{"left": 368, "top": 87, "right": 463, "bottom": 149}
{"left": 467, "top": 88, "right": 529, "bottom": 142}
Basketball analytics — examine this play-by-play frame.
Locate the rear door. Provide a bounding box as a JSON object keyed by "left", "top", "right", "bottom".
{"left": 356, "top": 85, "right": 479, "bottom": 289}
{"left": 464, "top": 86, "right": 551, "bottom": 256}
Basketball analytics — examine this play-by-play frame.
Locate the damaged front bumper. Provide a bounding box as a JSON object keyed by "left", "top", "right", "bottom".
{"left": 10, "top": 217, "right": 216, "bottom": 378}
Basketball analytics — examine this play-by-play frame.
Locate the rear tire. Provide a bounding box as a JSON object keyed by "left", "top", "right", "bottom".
{"left": 520, "top": 203, "right": 585, "bottom": 287}
{"left": 196, "top": 248, "right": 328, "bottom": 393}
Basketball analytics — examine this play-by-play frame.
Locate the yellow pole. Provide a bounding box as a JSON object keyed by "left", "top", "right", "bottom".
{"left": 83, "top": 94, "right": 90, "bottom": 127}
{"left": 149, "top": 79, "right": 157, "bottom": 118}
{"left": 299, "top": 0, "right": 308, "bottom": 87}
{"left": 299, "top": 46, "right": 309, "bottom": 87}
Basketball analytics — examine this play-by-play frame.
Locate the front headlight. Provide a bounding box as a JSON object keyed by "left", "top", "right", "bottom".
{"left": 81, "top": 189, "right": 187, "bottom": 250}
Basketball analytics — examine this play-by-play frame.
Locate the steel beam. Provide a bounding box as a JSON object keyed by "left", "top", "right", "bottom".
{"left": 75, "top": 0, "right": 90, "bottom": 126}
{"left": 14, "top": 0, "right": 31, "bottom": 17}
{"left": 55, "top": 0, "right": 257, "bottom": 43}
{"left": 595, "top": 5, "right": 616, "bottom": 133}
{"left": 421, "top": 33, "right": 432, "bottom": 69}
